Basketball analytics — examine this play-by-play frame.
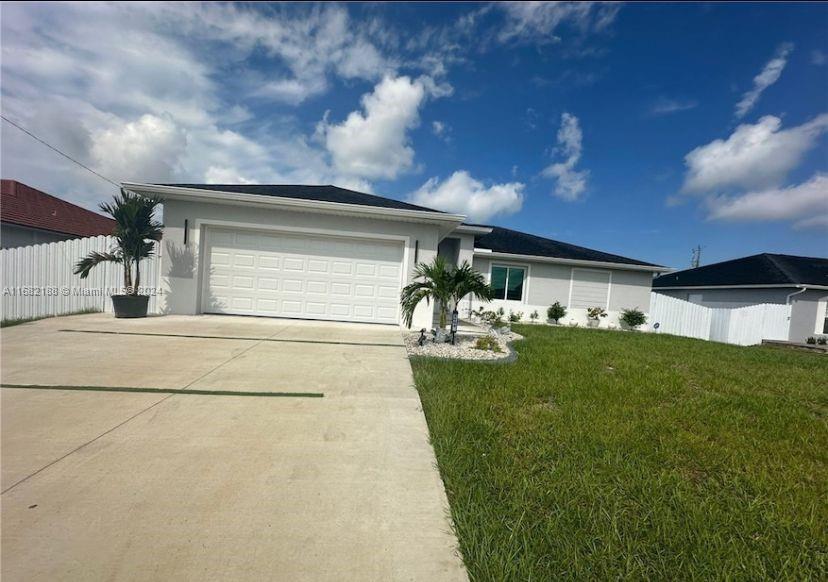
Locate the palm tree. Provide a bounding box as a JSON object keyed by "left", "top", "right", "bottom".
{"left": 74, "top": 189, "right": 163, "bottom": 295}
{"left": 400, "top": 256, "right": 493, "bottom": 329}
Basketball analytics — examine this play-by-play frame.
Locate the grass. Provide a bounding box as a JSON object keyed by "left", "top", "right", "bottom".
{"left": 0, "top": 308, "right": 101, "bottom": 328}
{"left": 411, "top": 325, "right": 827, "bottom": 580}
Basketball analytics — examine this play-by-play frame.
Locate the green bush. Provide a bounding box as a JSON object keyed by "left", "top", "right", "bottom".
{"left": 474, "top": 335, "right": 503, "bottom": 352}
{"left": 547, "top": 301, "right": 567, "bottom": 323}
{"left": 817, "top": 337, "right": 827, "bottom": 346}
{"left": 620, "top": 308, "right": 647, "bottom": 329}
{"left": 806, "top": 337, "right": 816, "bottom": 345}
{"left": 529, "top": 310, "right": 539, "bottom": 322}
{"left": 509, "top": 311, "right": 523, "bottom": 323}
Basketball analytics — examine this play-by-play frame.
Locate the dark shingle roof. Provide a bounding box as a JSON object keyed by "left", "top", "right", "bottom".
{"left": 653, "top": 253, "right": 828, "bottom": 288}
{"left": 1, "top": 180, "right": 115, "bottom": 237}
{"left": 160, "top": 184, "right": 444, "bottom": 213}
{"left": 474, "top": 225, "right": 661, "bottom": 267}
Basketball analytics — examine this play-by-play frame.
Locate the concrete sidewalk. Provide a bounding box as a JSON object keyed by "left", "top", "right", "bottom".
{"left": 1, "top": 314, "right": 467, "bottom": 581}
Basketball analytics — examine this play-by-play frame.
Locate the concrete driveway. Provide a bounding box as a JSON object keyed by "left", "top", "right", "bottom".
{"left": 1, "top": 313, "right": 466, "bottom": 581}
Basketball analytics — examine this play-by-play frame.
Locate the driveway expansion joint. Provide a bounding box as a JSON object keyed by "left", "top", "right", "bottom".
{"left": 59, "top": 328, "right": 402, "bottom": 347}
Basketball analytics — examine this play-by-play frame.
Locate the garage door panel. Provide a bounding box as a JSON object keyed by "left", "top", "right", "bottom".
{"left": 203, "top": 228, "right": 402, "bottom": 324}
{"left": 306, "top": 281, "right": 327, "bottom": 294}
{"left": 332, "top": 262, "right": 352, "bottom": 275}
{"left": 283, "top": 258, "right": 304, "bottom": 271}
{"left": 259, "top": 256, "right": 280, "bottom": 270}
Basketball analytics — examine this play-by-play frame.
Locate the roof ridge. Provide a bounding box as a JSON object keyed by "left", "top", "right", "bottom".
{"left": 762, "top": 253, "right": 800, "bottom": 284}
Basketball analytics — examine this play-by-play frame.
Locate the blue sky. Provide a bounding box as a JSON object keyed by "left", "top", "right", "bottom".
{"left": 2, "top": 2, "right": 826, "bottom": 268}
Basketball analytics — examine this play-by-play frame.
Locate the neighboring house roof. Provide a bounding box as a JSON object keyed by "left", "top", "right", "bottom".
{"left": 653, "top": 253, "right": 828, "bottom": 288}
{"left": 1, "top": 179, "right": 115, "bottom": 238}
{"left": 474, "top": 225, "right": 662, "bottom": 267}
{"left": 160, "top": 184, "right": 445, "bottom": 214}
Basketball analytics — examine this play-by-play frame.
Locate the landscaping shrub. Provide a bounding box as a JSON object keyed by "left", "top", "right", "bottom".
{"left": 473, "top": 335, "right": 502, "bottom": 352}
{"left": 620, "top": 308, "right": 647, "bottom": 329}
{"left": 509, "top": 311, "right": 523, "bottom": 323}
{"left": 818, "top": 337, "right": 827, "bottom": 346}
{"left": 547, "top": 301, "right": 567, "bottom": 324}
{"left": 806, "top": 337, "right": 816, "bottom": 344}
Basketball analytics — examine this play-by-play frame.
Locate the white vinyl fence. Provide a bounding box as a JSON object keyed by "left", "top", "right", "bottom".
{"left": 649, "top": 292, "right": 791, "bottom": 346}
{"left": 1, "top": 236, "right": 161, "bottom": 322}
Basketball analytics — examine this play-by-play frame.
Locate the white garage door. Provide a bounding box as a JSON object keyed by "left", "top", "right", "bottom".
{"left": 202, "top": 227, "right": 404, "bottom": 324}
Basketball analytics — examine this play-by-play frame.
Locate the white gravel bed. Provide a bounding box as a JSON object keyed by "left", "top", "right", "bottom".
{"left": 404, "top": 330, "right": 523, "bottom": 361}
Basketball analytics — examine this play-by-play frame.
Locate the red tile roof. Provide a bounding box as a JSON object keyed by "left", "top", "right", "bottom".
{"left": 1, "top": 180, "right": 115, "bottom": 238}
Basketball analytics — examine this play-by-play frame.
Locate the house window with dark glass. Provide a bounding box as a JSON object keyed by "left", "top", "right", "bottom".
{"left": 491, "top": 265, "right": 526, "bottom": 301}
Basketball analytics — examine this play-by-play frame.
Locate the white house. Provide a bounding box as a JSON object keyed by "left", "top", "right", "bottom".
{"left": 653, "top": 253, "right": 828, "bottom": 343}
{"left": 124, "top": 183, "right": 667, "bottom": 329}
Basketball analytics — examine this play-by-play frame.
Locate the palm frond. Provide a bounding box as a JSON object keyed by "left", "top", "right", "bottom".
{"left": 73, "top": 251, "right": 122, "bottom": 279}
{"left": 398, "top": 256, "right": 493, "bottom": 328}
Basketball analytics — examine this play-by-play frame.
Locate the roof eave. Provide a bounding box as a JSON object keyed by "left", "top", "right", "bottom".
{"left": 123, "top": 182, "right": 466, "bottom": 229}
{"left": 474, "top": 249, "right": 669, "bottom": 272}
{"left": 455, "top": 224, "right": 493, "bottom": 235}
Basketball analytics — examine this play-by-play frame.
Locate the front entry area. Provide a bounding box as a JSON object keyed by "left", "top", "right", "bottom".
{"left": 201, "top": 227, "right": 404, "bottom": 324}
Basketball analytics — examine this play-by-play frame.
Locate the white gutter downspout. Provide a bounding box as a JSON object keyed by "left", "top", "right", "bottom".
{"left": 786, "top": 286, "right": 807, "bottom": 305}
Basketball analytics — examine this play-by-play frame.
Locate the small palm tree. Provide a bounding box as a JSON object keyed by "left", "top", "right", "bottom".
{"left": 74, "top": 189, "right": 163, "bottom": 294}
{"left": 400, "top": 256, "right": 493, "bottom": 328}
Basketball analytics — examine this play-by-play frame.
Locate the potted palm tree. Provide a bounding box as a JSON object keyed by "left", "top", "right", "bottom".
{"left": 74, "top": 189, "right": 163, "bottom": 318}
{"left": 400, "top": 257, "right": 493, "bottom": 341}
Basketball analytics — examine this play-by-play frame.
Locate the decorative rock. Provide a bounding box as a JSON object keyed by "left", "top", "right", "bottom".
{"left": 404, "top": 330, "right": 522, "bottom": 361}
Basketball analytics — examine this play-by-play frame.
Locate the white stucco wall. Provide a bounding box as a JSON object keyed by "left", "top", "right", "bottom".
{"left": 469, "top": 256, "right": 654, "bottom": 327}
{"left": 654, "top": 287, "right": 791, "bottom": 307}
{"left": 159, "top": 199, "right": 443, "bottom": 329}
{"left": 788, "top": 289, "right": 828, "bottom": 342}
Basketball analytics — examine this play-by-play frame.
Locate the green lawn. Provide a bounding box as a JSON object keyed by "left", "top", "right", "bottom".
{"left": 411, "top": 325, "right": 827, "bottom": 580}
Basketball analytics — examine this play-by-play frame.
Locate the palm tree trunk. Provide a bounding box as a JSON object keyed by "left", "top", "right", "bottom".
{"left": 123, "top": 258, "right": 133, "bottom": 293}
{"left": 134, "top": 259, "right": 141, "bottom": 295}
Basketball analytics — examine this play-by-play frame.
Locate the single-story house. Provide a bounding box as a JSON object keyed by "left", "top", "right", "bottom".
{"left": 124, "top": 182, "right": 667, "bottom": 329}
{"left": 1, "top": 179, "right": 116, "bottom": 249}
{"left": 653, "top": 253, "right": 828, "bottom": 342}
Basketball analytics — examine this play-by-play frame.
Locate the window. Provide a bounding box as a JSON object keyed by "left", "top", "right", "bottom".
{"left": 491, "top": 266, "right": 525, "bottom": 301}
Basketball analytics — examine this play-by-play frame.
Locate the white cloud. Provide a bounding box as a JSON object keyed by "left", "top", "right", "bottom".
{"left": 0, "top": 2, "right": 404, "bottom": 210}
{"left": 682, "top": 114, "right": 828, "bottom": 193}
{"left": 432, "top": 121, "right": 447, "bottom": 136}
{"left": 204, "top": 166, "right": 255, "bottom": 185}
{"left": 152, "top": 2, "right": 393, "bottom": 105}
{"left": 812, "top": 50, "right": 827, "bottom": 66}
{"left": 91, "top": 114, "right": 188, "bottom": 183}
{"left": 707, "top": 174, "right": 828, "bottom": 229}
{"left": 542, "top": 112, "right": 589, "bottom": 201}
{"left": 648, "top": 97, "right": 698, "bottom": 117}
{"left": 735, "top": 43, "right": 793, "bottom": 119}
{"left": 320, "top": 75, "right": 446, "bottom": 180}
{"left": 409, "top": 171, "right": 524, "bottom": 222}
{"left": 496, "top": 2, "right": 620, "bottom": 45}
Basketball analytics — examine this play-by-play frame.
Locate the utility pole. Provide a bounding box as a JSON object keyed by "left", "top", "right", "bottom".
{"left": 690, "top": 245, "right": 702, "bottom": 269}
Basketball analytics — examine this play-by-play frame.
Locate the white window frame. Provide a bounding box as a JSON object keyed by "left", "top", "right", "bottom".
{"left": 490, "top": 263, "right": 529, "bottom": 303}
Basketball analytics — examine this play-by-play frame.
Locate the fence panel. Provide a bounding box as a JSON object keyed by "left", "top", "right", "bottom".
{"left": 724, "top": 303, "right": 791, "bottom": 346}
{"left": 649, "top": 293, "right": 712, "bottom": 340}
{"left": 649, "top": 293, "right": 791, "bottom": 346}
{"left": 1, "top": 236, "right": 161, "bottom": 321}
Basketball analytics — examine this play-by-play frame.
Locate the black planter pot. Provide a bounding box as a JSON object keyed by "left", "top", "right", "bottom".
{"left": 111, "top": 295, "right": 149, "bottom": 318}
